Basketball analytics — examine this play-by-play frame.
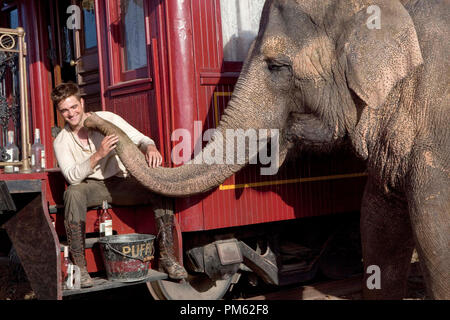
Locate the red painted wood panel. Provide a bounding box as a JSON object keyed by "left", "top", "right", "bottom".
{"left": 107, "top": 89, "right": 160, "bottom": 146}
{"left": 18, "top": 0, "right": 55, "bottom": 168}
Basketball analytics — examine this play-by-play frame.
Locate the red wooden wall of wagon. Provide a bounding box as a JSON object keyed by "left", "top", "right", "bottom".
{"left": 12, "top": 0, "right": 55, "bottom": 169}
{"left": 107, "top": 89, "right": 161, "bottom": 148}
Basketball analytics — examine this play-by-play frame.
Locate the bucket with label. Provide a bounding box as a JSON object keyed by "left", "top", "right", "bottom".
{"left": 98, "top": 233, "right": 155, "bottom": 282}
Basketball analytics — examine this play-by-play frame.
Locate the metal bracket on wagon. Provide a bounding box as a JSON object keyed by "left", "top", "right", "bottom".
{"left": 238, "top": 240, "right": 279, "bottom": 286}
{"left": 185, "top": 238, "right": 243, "bottom": 281}
{"left": 185, "top": 238, "right": 279, "bottom": 285}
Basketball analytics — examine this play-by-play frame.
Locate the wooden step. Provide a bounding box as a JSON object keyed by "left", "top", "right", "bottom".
{"left": 59, "top": 237, "right": 100, "bottom": 251}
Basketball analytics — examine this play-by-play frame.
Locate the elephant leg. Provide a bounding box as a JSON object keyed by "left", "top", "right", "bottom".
{"left": 407, "top": 159, "right": 450, "bottom": 299}
{"left": 408, "top": 205, "right": 449, "bottom": 300}
{"left": 360, "top": 180, "right": 415, "bottom": 299}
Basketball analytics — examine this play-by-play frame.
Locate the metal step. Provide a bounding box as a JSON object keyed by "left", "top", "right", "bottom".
{"left": 62, "top": 269, "right": 168, "bottom": 297}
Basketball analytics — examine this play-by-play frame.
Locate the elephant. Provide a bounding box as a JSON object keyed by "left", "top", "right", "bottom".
{"left": 85, "top": 0, "right": 449, "bottom": 299}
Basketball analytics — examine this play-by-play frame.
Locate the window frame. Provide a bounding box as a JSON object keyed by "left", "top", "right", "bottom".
{"left": 0, "top": 1, "right": 19, "bottom": 29}
{"left": 218, "top": 0, "right": 264, "bottom": 69}
{"left": 79, "top": 3, "right": 98, "bottom": 55}
{"left": 106, "top": 0, "right": 150, "bottom": 84}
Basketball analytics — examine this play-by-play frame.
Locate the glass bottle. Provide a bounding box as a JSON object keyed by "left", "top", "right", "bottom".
{"left": 99, "top": 200, "right": 113, "bottom": 237}
{"left": 50, "top": 214, "right": 56, "bottom": 228}
{"left": 4, "top": 130, "right": 19, "bottom": 174}
{"left": 62, "top": 245, "right": 70, "bottom": 287}
{"left": 31, "top": 128, "right": 45, "bottom": 172}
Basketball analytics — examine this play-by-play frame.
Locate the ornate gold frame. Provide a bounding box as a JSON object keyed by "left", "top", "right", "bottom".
{"left": 0, "top": 27, "right": 31, "bottom": 172}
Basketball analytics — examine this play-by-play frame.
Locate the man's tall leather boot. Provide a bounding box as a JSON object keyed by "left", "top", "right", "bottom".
{"left": 156, "top": 214, "right": 188, "bottom": 280}
{"left": 65, "top": 221, "right": 94, "bottom": 288}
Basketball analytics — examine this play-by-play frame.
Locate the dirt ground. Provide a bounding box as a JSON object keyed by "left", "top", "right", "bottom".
{"left": 0, "top": 258, "right": 36, "bottom": 300}
{"left": 0, "top": 259, "right": 426, "bottom": 300}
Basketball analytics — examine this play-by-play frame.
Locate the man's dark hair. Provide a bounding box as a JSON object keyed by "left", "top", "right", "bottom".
{"left": 51, "top": 82, "right": 82, "bottom": 107}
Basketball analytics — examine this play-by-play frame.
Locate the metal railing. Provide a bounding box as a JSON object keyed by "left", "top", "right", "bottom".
{"left": 0, "top": 27, "right": 31, "bottom": 173}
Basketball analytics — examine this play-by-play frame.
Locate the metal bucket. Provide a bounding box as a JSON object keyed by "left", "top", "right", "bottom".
{"left": 98, "top": 233, "right": 155, "bottom": 282}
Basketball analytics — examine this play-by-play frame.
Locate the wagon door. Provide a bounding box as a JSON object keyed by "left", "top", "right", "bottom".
{"left": 95, "top": 0, "right": 168, "bottom": 161}
{"left": 71, "top": 0, "right": 101, "bottom": 112}
{"left": 47, "top": 0, "right": 101, "bottom": 132}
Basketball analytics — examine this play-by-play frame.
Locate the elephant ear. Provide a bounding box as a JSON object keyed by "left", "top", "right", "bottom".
{"left": 340, "top": 1, "right": 423, "bottom": 109}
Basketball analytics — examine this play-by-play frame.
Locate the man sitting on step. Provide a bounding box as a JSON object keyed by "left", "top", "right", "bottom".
{"left": 51, "top": 82, "right": 187, "bottom": 288}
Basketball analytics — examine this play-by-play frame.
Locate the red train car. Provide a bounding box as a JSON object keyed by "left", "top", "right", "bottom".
{"left": 0, "top": 0, "right": 366, "bottom": 300}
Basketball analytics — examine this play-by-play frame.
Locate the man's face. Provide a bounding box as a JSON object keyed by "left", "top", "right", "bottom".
{"left": 58, "top": 95, "right": 85, "bottom": 129}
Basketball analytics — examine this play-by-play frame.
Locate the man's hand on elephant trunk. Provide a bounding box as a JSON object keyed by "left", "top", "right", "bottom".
{"left": 90, "top": 135, "right": 119, "bottom": 169}
{"left": 145, "top": 144, "right": 162, "bottom": 168}
{"left": 98, "top": 135, "right": 119, "bottom": 158}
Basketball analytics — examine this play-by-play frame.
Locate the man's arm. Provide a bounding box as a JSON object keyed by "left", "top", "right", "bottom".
{"left": 54, "top": 132, "right": 119, "bottom": 185}
{"left": 99, "top": 112, "right": 162, "bottom": 167}
{"left": 54, "top": 139, "right": 94, "bottom": 185}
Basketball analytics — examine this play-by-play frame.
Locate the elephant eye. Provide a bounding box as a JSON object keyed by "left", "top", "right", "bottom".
{"left": 266, "top": 59, "right": 291, "bottom": 73}
{"left": 268, "top": 63, "right": 283, "bottom": 71}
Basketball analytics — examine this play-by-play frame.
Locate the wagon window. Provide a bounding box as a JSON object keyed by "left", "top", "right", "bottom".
{"left": 219, "top": 0, "right": 265, "bottom": 62}
{"left": 8, "top": 8, "right": 19, "bottom": 29}
{"left": 83, "top": 5, "right": 97, "bottom": 50}
{"left": 120, "top": 0, "right": 147, "bottom": 71}
{"left": 0, "top": 3, "right": 19, "bottom": 29}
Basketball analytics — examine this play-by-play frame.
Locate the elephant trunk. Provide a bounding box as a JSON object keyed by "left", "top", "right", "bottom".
{"left": 84, "top": 57, "right": 288, "bottom": 197}
{"left": 84, "top": 112, "right": 247, "bottom": 197}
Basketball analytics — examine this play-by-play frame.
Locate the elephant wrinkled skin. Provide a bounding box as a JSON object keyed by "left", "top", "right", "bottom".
{"left": 85, "top": 0, "right": 449, "bottom": 299}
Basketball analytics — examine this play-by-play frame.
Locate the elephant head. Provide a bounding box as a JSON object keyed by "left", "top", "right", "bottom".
{"left": 84, "top": 0, "right": 422, "bottom": 197}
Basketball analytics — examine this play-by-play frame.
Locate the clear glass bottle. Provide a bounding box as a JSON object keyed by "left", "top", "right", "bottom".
{"left": 31, "top": 128, "right": 45, "bottom": 172}
{"left": 4, "top": 130, "right": 19, "bottom": 174}
{"left": 99, "top": 200, "right": 113, "bottom": 237}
